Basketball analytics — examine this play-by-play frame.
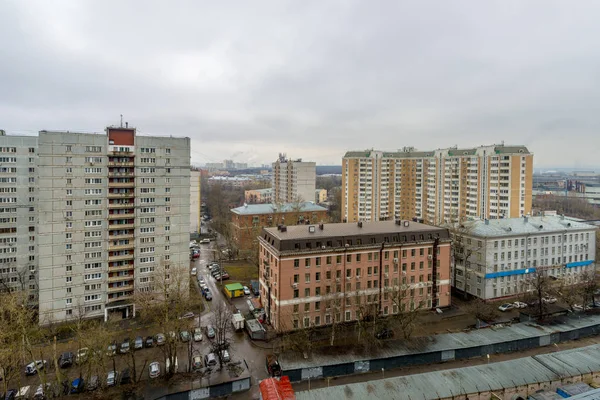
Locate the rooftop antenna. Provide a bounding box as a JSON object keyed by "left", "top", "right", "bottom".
{"left": 120, "top": 114, "right": 123, "bottom": 128}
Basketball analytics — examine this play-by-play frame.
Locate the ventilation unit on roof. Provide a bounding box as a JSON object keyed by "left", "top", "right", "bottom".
{"left": 404, "top": 221, "right": 410, "bottom": 227}
{"left": 308, "top": 226, "right": 315, "bottom": 233}
{"left": 357, "top": 222, "right": 363, "bottom": 228}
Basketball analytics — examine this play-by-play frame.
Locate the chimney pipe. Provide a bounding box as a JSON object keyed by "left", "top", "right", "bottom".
{"left": 125, "top": 122, "right": 128, "bottom": 128}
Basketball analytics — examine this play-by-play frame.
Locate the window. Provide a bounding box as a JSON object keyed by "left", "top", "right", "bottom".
{"left": 294, "top": 259, "right": 299, "bottom": 268}
{"left": 305, "top": 258, "right": 311, "bottom": 267}
{"left": 293, "top": 289, "right": 299, "bottom": 298}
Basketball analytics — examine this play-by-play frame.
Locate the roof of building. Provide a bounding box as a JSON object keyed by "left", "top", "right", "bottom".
{"left": 264, "top": 220, "right": 445, "bottom": 241}
{"left": 246, "top": 188, "right": 272, "bottom": 194}
{"left": 224, "top": 283, "right": 244, "bottom": 291}
{"left": 462, "top": 216, "right": 597, "bottom": 238}
{"left": 280, "top": 313, "right": 600, "bottom": 371}
{"left": 295, "top": 343, "right": 600, "bottom": 400}
{"left": 344, "top": 145, "right": 531, "bottom": 159}
{"left": 231, "top": 202, "right": 327, "bottom": 216}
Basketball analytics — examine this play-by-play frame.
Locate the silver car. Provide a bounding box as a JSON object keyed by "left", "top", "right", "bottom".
{"left": 149, "top": 362, "right": 160, "bottom": 379}
{"left": 107, "top": 370, "right": 118, "bottom": 387}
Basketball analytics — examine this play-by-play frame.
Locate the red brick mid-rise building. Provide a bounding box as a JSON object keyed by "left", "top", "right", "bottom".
{"left": 231, "top": 202, "right": 328, "bottom": 254}
{"left": 258, "top": 220, "right": 451, "bottom": 332}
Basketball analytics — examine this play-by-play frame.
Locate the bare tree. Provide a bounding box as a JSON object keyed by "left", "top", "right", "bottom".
{"left": 524, "top": 270, "right": 556, "bottom": 319}
{"left": 134, "top": 262, "right": 192, "bottom": 378}
{"left": 210, "top": 302, "right": 234, "bottom": 369}
{"left": 465, "top": 299, "right": 498, "bottom": 321}
{"left": 581, "top": 270, "right": 598, "bottom": 308}
{"left": 387, "top": 283, "right": 422, "bottom": 340}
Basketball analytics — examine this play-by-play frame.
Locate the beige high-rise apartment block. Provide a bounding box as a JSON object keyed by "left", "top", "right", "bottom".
{"left": 37, "top": 126, "right": 190, "bottom": 325}
{"left": 342, "top": 145, "right": 533, "bottom": 225}
{"left": 272, "top": 154, "right": 316, "bottom": 204}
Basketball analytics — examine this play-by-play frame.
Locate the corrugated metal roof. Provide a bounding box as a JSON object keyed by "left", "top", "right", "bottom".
{"left": 296, "top": 344, "right": 600, "bottom": 400}
{"left": 570, "top": 388, "right": 600, "bottom": 400}
{"left": 280, "top": 314, "right": 600, "bottom": 370}
{"left": 463, "top": 215, "right": 596, "bottom": 238}
{"left": 231, "top": 202, "right": 327, "bottom": 216}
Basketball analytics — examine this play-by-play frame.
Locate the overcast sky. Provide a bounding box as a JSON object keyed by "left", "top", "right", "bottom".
{"left": 1, "top": 1, "right": 599, "bottom": 168}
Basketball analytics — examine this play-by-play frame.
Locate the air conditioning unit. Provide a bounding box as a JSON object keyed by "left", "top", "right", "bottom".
{"left": 292, "top": 283, "right": 298, "bottom": 288}
{"left": 336, "top": 278, "right": 340, "bottom": 282}
{"left": 428, "top": 255, "right": 433, "bottom": 260}
{"left": 321, "top": 245, "right": 326, "bottom": 250}
{"left": 384, "top": 273, "right": 388, "bottom": 278}
{"left": 393, "top": 258, "right": 399, "bottom": 264}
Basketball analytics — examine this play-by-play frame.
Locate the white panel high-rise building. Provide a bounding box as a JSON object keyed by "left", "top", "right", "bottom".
{"left": 0, "top": 132, "right": 38, "bottom": 303}
{"left": 37, "top": 126, "right": 190, "bottom": 325}
{"left": 272, "top": 154, "right": 316, "bottom": 204}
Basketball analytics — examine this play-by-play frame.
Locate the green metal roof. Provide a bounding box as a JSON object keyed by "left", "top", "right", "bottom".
{"left": 225, "top": 283, "right": 244, "bottom": 291}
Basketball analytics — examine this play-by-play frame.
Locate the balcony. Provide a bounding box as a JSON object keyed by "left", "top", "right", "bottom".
{"left": 109, "top": 232, "right": 134, "bottom": 240}
{"left": 108, "top": 223, "right": 135, "bottom": 230}
{"left": 108, "top": 284, "right": 134, "bottom": 293}
{"left": 107, "top": 160, "right": 134, "bottom": 167}
{"left": 108, "top": 243, "right": 134, "bottom": 251}
{"left": 108, "top": 275, "right": 133, "bottom": 283}
{"left": 108, "top": 264, "right": 134, "bottom": 273}
{"left": 108, "top": 213, "right": 134, "bottom": 220}
{"left": 108, "top": 171, "right": 135, "bottom": 177}
{"left": 108, "top": 192, "right": 134, "bottom": 199}
{"left": 108, "top": 253, "right": 134, "bottom": 262}
{"left": 107, "top": 293, "right": 133, "bottom": 303}
{"left": 108, "top": 202, "right": 134, "bottom": 209}
{"left": 108, "top": 181, "right": 135, "bottom": 188}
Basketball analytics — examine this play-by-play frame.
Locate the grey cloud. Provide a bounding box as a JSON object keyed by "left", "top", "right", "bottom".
{"left": 1, "top": 0, "right": 600, "bottom": 166}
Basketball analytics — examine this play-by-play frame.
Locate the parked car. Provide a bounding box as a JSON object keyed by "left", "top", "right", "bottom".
{"left": 25, "top": 360, "right": 46, "bottom": 376}
{"left": 87, "top": 375, "right": 99, "bottom": 391}
{"left": 193, "top": 328, "right": 203, "bottom": 342}
{"left": 180, "top": 331, "right": 190, "bottom": 342}
{"left": 70, "top": 378, "right": 85, "bottom": 394}
{"left": 220, "top": 272, "right": 230, "bottom": 280}
{"left": 205, "top": 292, "right": 213, "bottom": 301}
{"left": 119, "top": 338, "right": 130, "bottom": 354}
{"left": 192, "top": 356, "right": 203, "bottom": 371}
{"left": 375, "top": 328, "right": 394, "bottom": 340}
{"left": 498, "top": 303, "right": 514, "bottom": 312}
{"left": 179, "top": 312, "right": 195, "bottom": 320}
{"left": 198, "top": 277, "right": 205, "bottom": 284}
{"left": 59, "top": 352, "right": 73, "bottom": 368}
{"left": 513, "top": 301, "right": 527, "bottom": 309}
{"left": 200, "top": 239, "right": 210, "bottom": 244}
{"left": 120, "top": 368, "right": 131, "bottom": 385}
{"left": 4, "top": 389, "right": 17, "bottom": 400}
{"left": 106, "top": 342, "right": 117, "bottom": 357}
{"left": 572, "top": 304, "right": 584, "bottom": 312}
{"left": 191, "top": 268, "right": 197, "bottom": 276}
{"left": 266, "top": 354, "right": 282, "bottom": 377}
{"left": 145, "top": 336, "right": 154, "bottom": 348}
{"left": 206, "top": 325, "right": 216, "bottom": 339}
{"left": 33, "top": 383, "right": 51, "bottom": 399}
{"left": 204, "top": 353, "right": 217, "bottom": 368}
{"left": 155, "top": 334, "right": 166, "bottom": 346}
{"left": 149, "top": 362, "right": 160, "bottom": 379}
{"left": 543, "top": 297, "right": 557, "bottom": 304}
{"left": 243, "top": 286, "right": 251, "bottom": 296}
{"left": 106, "top": 371, "right": 118, "bottom": 387}
{"left": 75, "top": 348, "right": 88, "bottom": 365}
{"left": 134, "top": 336, "right": 143, "bottom": 350}
{"left": 220, "top": 350, "right": 231, "bottom": 363}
